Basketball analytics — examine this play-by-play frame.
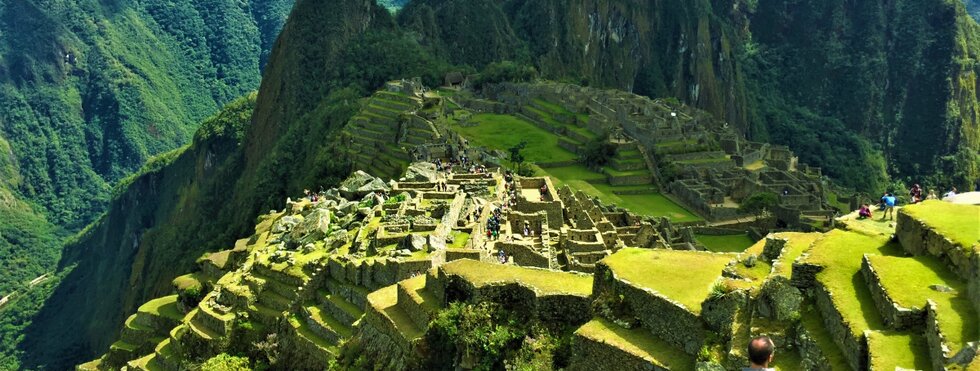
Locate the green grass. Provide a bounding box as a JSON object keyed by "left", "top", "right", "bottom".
{"left": 440, "top": 259, "right": 592, "bottom": 296}
{"left": 448, "top": 231, "right": 471, "bottom": 249}
{"left": 537, "top": 165, "right": 701, "bottom": 222}
{"left": 138, "top": 295, "right": 183, "bottom": 321}
{"left": 601, "top": 248, "right": 734, "bottom": 314}
{"left": 866, "top": 331, "right": 931, "bottom": 370}
{"left": 452, "top": 114, "right": 577, "bottom": 163}
{"left": 575, "top": 318, "right": 692, "bottom": 369}
{"left": 805, "top": 230, "right": 902, "bottom": 336}
{"left": 866, "top": 254, "right": 977, "bottom": 354}
{"left": 901, "top": 200, "right": 979, "bottom": 253}
{"left": 799, "top": 305, "right": 851, "bottom": 370}
{"left": 695, "top": 234, "right": 756, "bottom": 253}
{"left": 603, "top": 167, "right": 651, "bottom": 177}
{"left": 771, "top": 232, "right": 821, "bottom": 278}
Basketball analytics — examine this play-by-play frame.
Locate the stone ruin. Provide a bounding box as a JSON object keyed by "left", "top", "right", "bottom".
{"left": 78, "top": 163, "right": 978, "bottom": 371}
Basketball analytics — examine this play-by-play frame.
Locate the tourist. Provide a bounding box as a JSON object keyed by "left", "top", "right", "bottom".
{"left": 878, "top": 192, "right": 889, "bottom": 211}
{"left": 881, "top": 193, "right": 897, "bottom": 220}
{"left": 926, "top": 190, "right": 938, "bottom": 200}
{"left": 498, "top": 249, "right": 506, "bottom": 264}
{"left": 909, "top": 184, "right": 923, "bottom": 203}
{"left": 858, "top": 204, "right": 872, "bottom": 219}
{"left": 944, "top": 187, "right": 958, "bottom": 199}
{"left": 744, "top": 336, "right": 775, "bottom": 371}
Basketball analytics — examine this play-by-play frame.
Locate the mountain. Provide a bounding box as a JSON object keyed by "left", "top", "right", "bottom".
{"left": 395, "top": 0, "right": 979, "bottom": 193}
{"left": 0, "top": 0, "right": 294, "bottom": 368}
{"left": 11, "top": 0, "right": 980, "bottom": 368}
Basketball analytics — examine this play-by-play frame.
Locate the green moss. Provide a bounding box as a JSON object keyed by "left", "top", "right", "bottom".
{"left": 695, "top": 234, "right": 756, "bottom": 253}
{"left": 866, "top": 254, "right": 977, "bottom": 354}
{"left": 901, "top": 201, "right": 980, "bottom": 253}
{"left": 575, "top": 318, "right": 692, "bottom": 369}
{"left": 440, "top": 259, "right": 592, "bottom": 296}
{"left": 601, "top": 248, "right": 734, "bottom": 314}
{"left": 866, "top": 331, "right": 931, "bottom": 370}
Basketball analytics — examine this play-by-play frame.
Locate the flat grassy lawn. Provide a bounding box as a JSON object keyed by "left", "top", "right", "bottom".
{"left": 440, "top": 259, "right": 593, "bottom": 296}
{"left": 575, "top": 318, "right": 692, "bottom": 370}
{"left": 695, "top": 233, "right": 756, "bottom": 253}
{"left": 866, "top": 331, "right": 931, "bottom": 370}
{"left": 453, "top": 114, "right": 577, "bottom": 163}
{"left": 867, "top": 254, "right": 977, "bottom": 354}
{"left": 537, "top": 165, "right": 702, "bottom": 222}
{"left": 806, "top": 230, "right": 903, "bottom": 336}
{"left": 901, "top": 200, "right": 979, "bottom": 252}
{"left": 602, "top": 248, "right": 734, "bottom": 314}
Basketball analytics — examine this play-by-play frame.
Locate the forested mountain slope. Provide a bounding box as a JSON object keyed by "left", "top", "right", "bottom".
{"left": 401, "top": 0, "right": 979, "bottom": 193}
{"left": 0, "top": 0, "right": 294, "bottom": 368}
{"left": 15, "top": 0, "right": 980, "bottom": 368}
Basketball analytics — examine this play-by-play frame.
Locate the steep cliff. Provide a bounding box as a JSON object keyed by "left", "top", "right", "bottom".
{"left": 397, "top": 0, "right": 980, "bottom": 192}
{"left": 16, "top": 0, "right": 980, "bottom": 367}
{"left": 16, "top": 1, "right": 449, "bottom": 367}
{"left": 0, "top": 0, "right": 294, "bottom": 368}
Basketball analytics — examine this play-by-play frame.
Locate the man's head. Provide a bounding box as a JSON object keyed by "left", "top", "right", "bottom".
{"left": 748, "top": 336, "right": 775, "bottom": 367}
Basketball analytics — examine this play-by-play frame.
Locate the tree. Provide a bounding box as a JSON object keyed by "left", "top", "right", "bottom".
{"left": 580, "top": 132, "right": 616, "bottom": 168}
{"left": 739, "top": 192, "right": 779, "bottom": 218}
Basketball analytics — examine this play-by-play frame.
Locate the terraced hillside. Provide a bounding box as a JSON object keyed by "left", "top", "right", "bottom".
{"left": 79, "top": 158, "right": 979, "bottom": 369}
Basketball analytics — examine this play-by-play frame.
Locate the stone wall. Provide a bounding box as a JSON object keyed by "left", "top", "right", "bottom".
{"left": 569, "top": 333, "right": 670, "bottom": 371}
{"left": 859, "top": 255, "right": 924, "bottom": 330}
{"left": 896, "top": 211, "right": 979, "bottom": 283}
{"left": 812, "top": 281, "right": 865, "bottom": 371}
{"left": 498, "top": 242, "right": 551, "bottom": 268}
{"left": 593, "top": 263, "right": 706, "bottom": 355}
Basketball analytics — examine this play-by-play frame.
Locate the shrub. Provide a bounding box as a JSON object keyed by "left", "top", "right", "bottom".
{"left": 200, "top": 353, "right": 251, "bottom": 371}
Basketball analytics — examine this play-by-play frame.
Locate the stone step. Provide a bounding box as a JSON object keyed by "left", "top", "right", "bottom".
{"left": 186, "top": 310, "right": 222, "bottom": 342}
{"left": 371, "top": 97, "right": 415, "bottom": 112}
{"left": 572, "top": 318, "right": 692, "bottom": 370}
{"left": 249, "top": 302, "right": 283, "bottom": 327}
{"left": 303, "top": 305, "right": 352, "bottom": 342}
{"left": 317, "top": 290, "right": 364, "bottom": 327}
{"left": 610, "top": 157, "right": 646, "bottom": 171}
{"left": 246, "top": 269, "right": 301, "bottom": 300}
{"left": 106, "top": 340, "right": 138, "bottom": 366}
{"left": 153, "top": 338, "right": 180, "bottom": 371}
{"left": 323, "top": 277, "right": 371, "bottom": 310}
{"left": 258, "top": 289, "right": 293, "bottom": 312}
{"left": 288, "top": 314, "right": 340, "bottom": 360}
{"left": 395, "top": 275, "right": 441, "bottom": 330}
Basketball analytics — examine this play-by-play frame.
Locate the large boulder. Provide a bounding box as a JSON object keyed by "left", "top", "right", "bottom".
{"left": 404, "top": 162, "right": 439, "bottom": 182}
{"left": 400, "top": 234, "right": 428, "bottom": 252}
{"left": 339, "top": 170, "right": 388, "bottom": 198}
{"left": 357, "top": 178, "right": 390, "bottom": 195}
{"left": 291, "top": 208, "right": 331, "bottom": 243}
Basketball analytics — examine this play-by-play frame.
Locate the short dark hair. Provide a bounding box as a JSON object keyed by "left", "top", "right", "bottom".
{"left": 748, "top": 336, "right": 774, "bottom": 365}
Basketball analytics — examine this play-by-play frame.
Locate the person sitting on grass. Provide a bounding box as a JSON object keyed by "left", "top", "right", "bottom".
{"left": 743, "top": 336, "right": 776, "bottom": 371}
{"left": 858, "top": 204, "right": 873, "bottom": 219}
{"left": 881, "top": 193, "right": 897, "bottom": 220}
{"left": 926, "top": 190, "right": 938, "bottom": 200}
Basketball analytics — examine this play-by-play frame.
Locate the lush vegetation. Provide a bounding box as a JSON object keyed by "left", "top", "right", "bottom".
{"left": 452, "top": 114, "right": 577, "bottom": 163}
{"left": 0, "top": 1, "right": 293, "bottom": 367}
{"left": 421, "top": 302, "right": 570, "bottom": 370}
